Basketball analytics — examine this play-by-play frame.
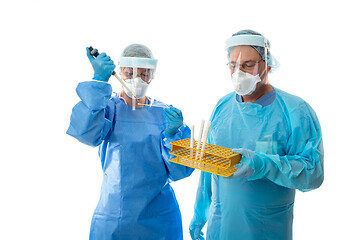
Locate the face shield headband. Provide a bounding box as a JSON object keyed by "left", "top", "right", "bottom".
{"left": 118, "top": 57, "right": 158, "bottom": 69}
{"left": 225, "top": 35, "right": 269, "bottom": 70}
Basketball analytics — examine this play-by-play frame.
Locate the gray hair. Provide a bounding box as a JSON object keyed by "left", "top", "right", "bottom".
{"left": 120, "top": 43, "right": 154, "bottom": 58}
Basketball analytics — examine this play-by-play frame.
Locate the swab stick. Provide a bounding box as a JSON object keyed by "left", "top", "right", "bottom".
{"left": 195, "top": 120, "right": 205, "bottom": 159}
{"left": 200, "top": 120, "right": 211, "bottom": 159}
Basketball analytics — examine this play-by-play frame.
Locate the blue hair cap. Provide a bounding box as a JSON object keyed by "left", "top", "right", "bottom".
{"left": 226, "top": 30, "right": 279, "bottom": 72}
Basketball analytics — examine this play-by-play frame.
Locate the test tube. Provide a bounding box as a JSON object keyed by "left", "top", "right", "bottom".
{"left": 132, "top": 68, "right": 137, "bottom": 111}
{"left": 200, "top": 120, "right": 211, "bottom": 159}
{"left": 190, "top": 125, "right": 194, "bottom": 158}
{"left": 132, "top": 97, "right": 136, "bottom": 111}
{"left": 137, "top": 103, "right": 169, "bottom": 108}
{"left": 195, "top": 120, "right": 205, "bottom": 159}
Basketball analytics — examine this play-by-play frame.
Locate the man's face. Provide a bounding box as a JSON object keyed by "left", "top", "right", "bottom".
{"left": 229, "top": 46, "right": 264, "bottom": 76}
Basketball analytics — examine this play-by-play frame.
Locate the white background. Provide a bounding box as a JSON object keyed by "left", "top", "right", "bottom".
{"left": 1, "top": 0, "right": 353, "bottom": 239}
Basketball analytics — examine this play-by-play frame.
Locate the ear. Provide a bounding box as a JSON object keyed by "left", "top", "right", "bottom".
{"left": 267, "top": 66, "right": 272, "bottom": 73}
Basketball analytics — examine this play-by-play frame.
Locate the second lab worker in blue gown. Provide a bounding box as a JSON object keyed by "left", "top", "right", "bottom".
{"left": 67, "top": 44, "right": 194, "bottom": 240}
{"left": 189, "top": 30, "right": 324, "bottom": 240}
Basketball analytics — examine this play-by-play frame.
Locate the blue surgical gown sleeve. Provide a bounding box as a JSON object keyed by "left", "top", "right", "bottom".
{"left": 244, "top": 101, "right": 324, "bottom": 192}
{"left": 190, "top": 130, "right": 215, "bottom": 232}
{"left": 161, "top": 124, "right": 194, "bottom": 181}
{"left": 66, "top": 81, "right": 114, "bottom": 147}
{"left": 190, "top": 171, "right": 212, "bottom": 229}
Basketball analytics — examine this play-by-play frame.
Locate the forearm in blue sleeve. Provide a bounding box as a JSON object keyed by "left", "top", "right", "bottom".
{"left": 247, "top": 144, "right": 324, "bottom": 192}
{"left": 190, "top": 171, "right": 212, "bottom": 229}
{"left": 246, "top": 108, "right": 324, "bottom": 192}
{"left": 66, "top": 81, "right": 113, "bottom": 147}
{"left": 161, "top": 123, "right": 194, "bottom": 181}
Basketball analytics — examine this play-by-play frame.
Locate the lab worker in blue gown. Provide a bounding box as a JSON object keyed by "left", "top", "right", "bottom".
{"left": 189, "top": 30, "right": 324, "bottom": 240}
{"left": 67, "top": 43, "right": 194, "bottom": 240}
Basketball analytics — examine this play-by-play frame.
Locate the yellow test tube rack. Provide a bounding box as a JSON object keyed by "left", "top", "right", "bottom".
{"left": 169, "top": 138, "right": 242, "bottom": 177}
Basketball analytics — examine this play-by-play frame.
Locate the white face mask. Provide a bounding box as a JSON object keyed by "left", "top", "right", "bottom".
{"left": 231, "top": 69, "right": 261, "bottom": 96}
{"left": 124, "top": 77, "right": 149, "bottom": 99}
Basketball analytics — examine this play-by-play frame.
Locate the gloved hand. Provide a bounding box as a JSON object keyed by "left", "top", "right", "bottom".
{"left": 86, "top": 47, "right": 116, "bottom": 82}
{"left": 189, "top": 226, "right": 205, "bottom": 240}
{"left": 163, "top": 106, "right": 183, "bottom": 138}
{"left": 231, "top": 148, "right": 254, "bottom": 178}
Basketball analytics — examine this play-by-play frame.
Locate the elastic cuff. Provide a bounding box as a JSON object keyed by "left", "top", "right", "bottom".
{"left": 90, "top": 79, "right": 110, "bottom": 84}
{"left": 92, "top": 76, "right": 109, "bottom": 82}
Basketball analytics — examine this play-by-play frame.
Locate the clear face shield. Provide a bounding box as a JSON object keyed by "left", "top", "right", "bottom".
{"left": 118, "top": 57, "right": 157, "bottom": 107}
{"left": 228, "top": 52, "right": 264, "bottom": 76}
{"left": 227, "top": 50, "right": 266, "bottom": 96}
{"left": 225, "top": 35, "right": 269, "bottom": 96}
{"left": 120, "top": 67, "right": 154, "bottom": 98}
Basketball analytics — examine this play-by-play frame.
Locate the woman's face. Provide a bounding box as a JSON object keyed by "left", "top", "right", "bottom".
{"left": 121, "top": 67, "right": 153, "bottom": 83}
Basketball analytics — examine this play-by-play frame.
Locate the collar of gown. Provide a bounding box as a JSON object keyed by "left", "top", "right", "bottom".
{"left": 236, "top": 89, "right": 276, "bottom": 107}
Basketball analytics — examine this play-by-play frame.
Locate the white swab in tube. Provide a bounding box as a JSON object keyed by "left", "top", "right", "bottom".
{"left": 190, "top": 125, "right": 195, "bottom": 158}
{"left": 200, "top": 120, "right": 211, "bottom": 159}
{"left": 195, "top": 120, "right": 205, "bottom": 159}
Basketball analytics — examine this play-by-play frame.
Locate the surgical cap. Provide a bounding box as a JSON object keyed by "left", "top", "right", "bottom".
{"left": 225, "top": 30, "right": 279, "bottom": 72}
{"left": 119, "top": 44, "right": 158, "bottom": 69}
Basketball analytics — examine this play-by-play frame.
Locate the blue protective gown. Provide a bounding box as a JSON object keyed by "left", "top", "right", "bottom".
{"left": 67, "top": 81, "right": 194, "bottom": 240}
{"left": 192, "top": 88, "right": 324, "bottom": 240}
